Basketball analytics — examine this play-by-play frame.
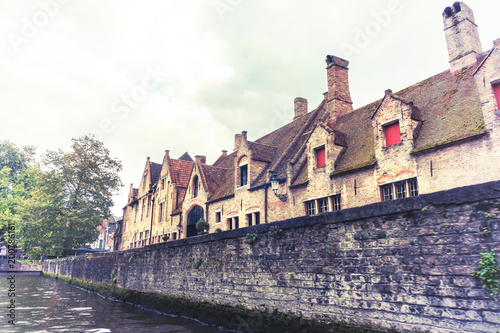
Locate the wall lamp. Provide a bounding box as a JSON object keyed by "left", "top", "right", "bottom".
{"left": 270, "top": 175, "right": 287, "bottom": 202}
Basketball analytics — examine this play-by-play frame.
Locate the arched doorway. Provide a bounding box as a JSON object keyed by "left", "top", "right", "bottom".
{"left": 187, "top": 205, "right": 204, "bottom": 237}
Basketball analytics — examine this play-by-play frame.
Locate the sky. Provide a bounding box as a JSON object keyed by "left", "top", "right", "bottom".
{"left": 0, "top": 0, "right": 499, "bottom": 216}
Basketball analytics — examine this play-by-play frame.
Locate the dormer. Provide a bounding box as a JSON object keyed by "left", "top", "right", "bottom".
{"left": 306, "top": 123, "right": 347, "bottom": 175}
{"left": 372, "top": 90, "right": 422, "bottom": 153}
{"left": 372, "top": 90, "right": 422, "bottom": 188}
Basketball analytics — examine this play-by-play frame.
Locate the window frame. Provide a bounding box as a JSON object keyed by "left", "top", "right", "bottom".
{"left": 383, "top": 121, "right": 401, "bottom": 147}
{"left": 240, "top": 164, "right": 248, "bottom": 187}
{"left": 381, "top": 178, "right": 419, "bottom": 202}
{"left": 193, "top": 176, "right": 199, "bottom": 198}
{"left": 315, "top": 146, "right": 326, "bottom": 168}
{"left": 493, "top": 81, "right": 500, "bottom": 110}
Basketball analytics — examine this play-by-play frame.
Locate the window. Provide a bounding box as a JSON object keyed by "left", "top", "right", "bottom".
{"left": 172, "top": 232, "right": 177, "bottom": 240}
{"left": 494, "top": 83, "right": 500, "bottom": 110}
{"left": 246, "top": 211, "right": 260, "bottom": 226}
{"left": 408, "top": 178, "right": 419, "bottom": 197}
{"left": 240, "top": 164, "right": 248, "bottom": 186}
{"left": 161, "top": 178, "right": 165, "bottom": 190}
{"left": 315, "top": 146, "right": 325, "bottom": 167}
{"left": 193, "top": 176, "right": 199, "bottom": 198}
{"left": 215, "top": 211, "right": 221, "bottom": 223}
{"left": 318, "top": 198, "right": 329, "bottom": 213}
{"left": 381, "top": 184, "right": 394, "bottom": 201}
{"left": 395, "top": 181, "right": 407, "bottom": 199}
{"left": 141, "top": 199, "right": 145, "bottom": 219}
{"left": 332, "top": 195, "right": 341, "bottom": 211}
{"left": 384, "top": 121, "right": 401, "bottom": 146}
{"left": 306, "top": 195, "right": 341, "bottom": 215}
{"left": 228, "top": 216, "right": 239, "bottom": 230}
{"left": 381, "top": 178, "right": 418, "bottom": 201}
{"left": 146, "top": 197, "right": 151, "bottom": 217}
{"left": 159, "top": 202, "right": 165, "bottom": 221}
{"left": 306, "top": 201, "right": 317, "bottom": 215}
{"left": 254, "top": 212, "right": 260, "bottom": 225}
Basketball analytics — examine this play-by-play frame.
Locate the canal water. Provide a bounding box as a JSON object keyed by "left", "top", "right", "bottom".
{"left": 0, "top": 273, "right": 220, "bottom": 333}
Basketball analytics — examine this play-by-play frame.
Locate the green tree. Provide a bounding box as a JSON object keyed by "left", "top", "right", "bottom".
{"left": 0, "top": 136, "right": 123, "bottom": 258}
{"left": 0, "top": 141, "right": 38, "bottom": 243}
{"left": 42, "top": 135, "right": 123, "bottom": 255}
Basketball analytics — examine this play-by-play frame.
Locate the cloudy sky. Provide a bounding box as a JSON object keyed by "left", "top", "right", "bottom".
{"left": 1, "top": 0, "right": 499, "bottom": 216}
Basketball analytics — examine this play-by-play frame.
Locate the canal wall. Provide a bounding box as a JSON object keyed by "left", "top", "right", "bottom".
{"left": 43, "top": 180, "right": 500, "bottom": 333}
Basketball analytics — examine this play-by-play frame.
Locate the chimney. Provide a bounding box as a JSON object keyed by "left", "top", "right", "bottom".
{"left": 293, "top": 97, "right": 308, "bottom": 120}
{"left": 195, "top": 155, "right": 206, "bottom": 164}
{"left": 234, "top": 131, "right": 247, "bottom": 151}
{"left": 325, "top": 55, "right": 353, "bottom": 122}
{"left": 443, "top": 2, "right": 482, "bottom": 73}
{"left": 221, "top": 150, "right": 228, "bottom": 157}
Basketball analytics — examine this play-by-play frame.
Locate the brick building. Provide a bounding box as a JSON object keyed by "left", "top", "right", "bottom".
{"left": 91, "top": 216, "right": 120, "bottom": 251}
{"left": 116, "top": 2, "right": 500, "bottom": 250}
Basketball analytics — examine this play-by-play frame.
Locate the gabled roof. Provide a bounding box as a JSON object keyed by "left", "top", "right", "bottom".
{"left": 150, "top": 162, "right": 162, "bottom": 186}
{"left": 178, "top": 152, "right": 194, "bottom": 162}
{"left": 248, "top": 141, "right": 278, "bottom": 163}
{"left": 169, "top": 159, "right": 194, "bottom": 187}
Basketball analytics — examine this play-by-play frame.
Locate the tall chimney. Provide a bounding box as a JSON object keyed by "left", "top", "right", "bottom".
{"left": 325, "top": 55, "right": 353, "bottom": 122}
{"left": 293, "top": 97, "right": 308, "bottom": 120}
{"left": 443, "top": 2, "right": 482, "bottom": 73}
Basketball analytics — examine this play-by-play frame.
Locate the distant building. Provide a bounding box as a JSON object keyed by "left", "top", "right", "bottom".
{"left": 91, "top": 216, "right": 119, "bottom": 251}
{"left": 116, "top": 2, "right": 500, "bottom": 250}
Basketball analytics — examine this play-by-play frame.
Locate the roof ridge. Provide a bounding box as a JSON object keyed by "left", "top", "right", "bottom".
{"left": 269, "top": 98, "right": 325, "bottom": 173}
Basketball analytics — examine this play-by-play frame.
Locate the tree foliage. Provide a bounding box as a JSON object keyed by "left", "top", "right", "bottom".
{"left": 0, "top": 136, "right": 123, "bottom": 258}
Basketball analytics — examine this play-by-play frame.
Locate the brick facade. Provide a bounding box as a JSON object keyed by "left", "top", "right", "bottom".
{"left": 115, "top": 2, "right": 500, "bottom": 250}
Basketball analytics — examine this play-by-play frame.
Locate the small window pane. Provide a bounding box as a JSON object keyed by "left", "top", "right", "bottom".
{"left": 409, "top": 178, "right": 419, "bottom": 197}
{"left": 318, "top": 198, "right": 329, "bottom": 213}
{"left": 306, "top": 201, "right": 317, "bottom": 215}
{"left": 332, "top": 195, "right": 341, "bottom": 211}
{"left": 382, "top": 185, "right": 393, "bottom": 201}
{"left": 396, "top": 181, "right": 407, "bottom": 199}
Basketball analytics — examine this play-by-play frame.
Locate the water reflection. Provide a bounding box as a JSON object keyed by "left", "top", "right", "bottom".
{"left": 0, "top": 273, "right": 220, "bottom": 333}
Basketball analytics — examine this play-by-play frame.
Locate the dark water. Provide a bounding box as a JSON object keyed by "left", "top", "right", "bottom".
{"left": 0, "top": 273, "right": 220, "bottom": 333}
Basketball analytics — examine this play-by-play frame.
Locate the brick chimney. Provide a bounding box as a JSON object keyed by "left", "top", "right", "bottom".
{"left": 233, "top": 131, "right": 247, "bottom": 151}
{"left": 195, "top": 155, "right": 206, "bottom": 164}
{"left": 293, "top": 97, "right": 308, "bottom": 120}
{"left": 325, "top": 55, "right": 353, "bottom": 122}
{"left": 443, "top": 2, "right": 482, "bottom": 73}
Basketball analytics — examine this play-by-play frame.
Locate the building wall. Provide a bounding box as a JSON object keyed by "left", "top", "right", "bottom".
{"left": 45, "top": 180, "right": 500, "bottom": 333}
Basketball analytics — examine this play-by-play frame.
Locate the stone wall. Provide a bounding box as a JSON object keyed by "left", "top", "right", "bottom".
{"left": 43, "top": 180, "right": 500, "bottom": 333}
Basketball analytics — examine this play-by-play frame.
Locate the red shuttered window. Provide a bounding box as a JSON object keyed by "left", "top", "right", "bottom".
{"left": 494, "top": 83, "right": 500, "bottom": 110}
{"left": 315, "top": 146, "right": 325, "bottom": 167}
{"left": 384, "top": 122, "right": 401, "bottom": 146}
